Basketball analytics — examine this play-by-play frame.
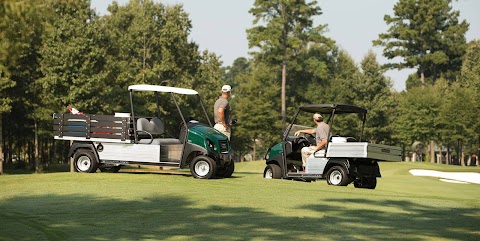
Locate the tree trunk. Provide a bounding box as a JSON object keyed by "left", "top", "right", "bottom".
{"left": 0, "top": 114, "right": 3, "bottom": 175}
{"left": 281, "top": 62, "right": 286, "bottom": 134}
{"left": 477, "top": 136, "right": 480, "bottom": 166}
{"left": 34, "top": 119, "right": 40, "bottom": 173}
{"left": 281, "top": 3, "right": 287, "bottom": 134}
{"left": 430, "top": 140, "right": 435, "bottom": 163}
{"left": 446, "top": 145, "right": 450, "bottom": 165}
{"left": 420, "top": 67, "right": 425, "bottom": 89}
{"left": 70, "top": 140, "right": 74, "bottom": 172}
{"left": 253, "top": 138, "right": 257, "bottom": 162}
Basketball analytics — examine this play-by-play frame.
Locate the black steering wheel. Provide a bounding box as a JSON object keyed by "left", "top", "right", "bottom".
{"left": 304, "top": 133, "right": 316, "bottom": 146}
{"left": 292, "top": 134, "right": 315, "bottom": 148}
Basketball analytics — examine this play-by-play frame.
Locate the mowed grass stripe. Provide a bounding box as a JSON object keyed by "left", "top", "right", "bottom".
{"left": 0, "top": 161, "right": 479, "bottom": 240}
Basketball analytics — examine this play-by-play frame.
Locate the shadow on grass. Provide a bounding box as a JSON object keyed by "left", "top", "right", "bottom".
{"left": 1, "top": 194, "right": 479, "bottom": 240}
{"left": 301, "top": 198, "right": 480, "bottom": 240}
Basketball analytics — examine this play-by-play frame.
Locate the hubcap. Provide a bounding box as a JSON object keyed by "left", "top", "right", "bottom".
{"left": 329, "top": 170, "right": 343, "bottom": 185}
{"left": 264, "top": 168, "right": 273, "bottom": 179}
{"left": 194, "top": 160, "right": 210, "bottom": 177}
{"left": 77, "top": 156, "right": 91, "bottom": 172}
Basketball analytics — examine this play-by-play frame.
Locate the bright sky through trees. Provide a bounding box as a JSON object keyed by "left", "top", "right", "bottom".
{"left": 91, "top": 0, "right": 480, "bottom": 91}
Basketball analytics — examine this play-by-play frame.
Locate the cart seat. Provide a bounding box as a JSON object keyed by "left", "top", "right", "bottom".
{"left": 150, "top": 117, "right": 164, "bottom": 135}
{"left": 137, "top": 118, "right": 164, "bottom": 138}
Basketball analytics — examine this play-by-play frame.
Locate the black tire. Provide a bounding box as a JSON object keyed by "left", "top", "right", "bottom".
{"left": 264, "top": 164, "right": 282, "bottom": 179}
{"left": 215, "top": 161, "right": 235, "bottom": 178}
{"left": 73, "top": 149, "right": 98, "bottom": 173}
{"left": 353, "top": 179, "right": 363, "bottom": 188}
{"left": 366, "top": 177, "right": 377, "bottom": 189}
{"left": 354, "top": 177, "right": 377, "bottom": 189}
{"left": 99, "top": 165, "right": 122, "bottom": 173}
{"left": 326, "top": 166, "right": 350, "bottom": 186}
{"left": 190, "top": 156, "right": 217, "bottom": 179}
{"left": 222, "top": 161, "right": 235, "bottom": 178}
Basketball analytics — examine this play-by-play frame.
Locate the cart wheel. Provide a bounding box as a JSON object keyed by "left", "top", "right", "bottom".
{"left": 223, "top": 161, "right": 235, "bottom": 178}
{"left": 190, "top": 156, "right": 216, "bottom": 179}
{"left": 353, "top": 179, "right": 363, "bottom": 188}
{"left": 73, "top": 149, "right": 98, "bottom": 173}
{"left": 264, "top": 164, "right": 282, "bottom": 179}
{"left": 354, "top": 177, "right": 377, "bottom": 189}
{"left": 326, "top": 166, "right": 349, "bottom": 186}
{"left": 366, "top": 177, "right": 377, "bottom": 189}
{"left": 99, "top": 165, "right": 122, "bottom": 173}
{"left": 215, "top": 161, "right": 235, "bottom": 178}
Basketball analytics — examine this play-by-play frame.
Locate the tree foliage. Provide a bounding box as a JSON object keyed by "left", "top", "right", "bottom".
{"left": 233, "top": 62, "right": 281, "bottom": 156}
{"left": 0, "top": 0, "right": 477, "bottom": 167}
{"left": 357, "top": 51, "right": 395, "bottom": 144}
{"left": 392, "top": 85, "right": 441, "bottom": 145}
{"left": 247, "top": 0, "right": 334, "bottom": 131}
{"left": 39, "top": 0, "right": 107, "bottom": 115}
{"left": 374, "top": 0, "right": 469, "bottom": 85}
{"left": 0, "top": 0, "right": 222, "bottom": 168}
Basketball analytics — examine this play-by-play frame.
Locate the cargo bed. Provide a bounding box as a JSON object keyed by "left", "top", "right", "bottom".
{"left": 326, "top": 142, "right": 402, "bottom": 162}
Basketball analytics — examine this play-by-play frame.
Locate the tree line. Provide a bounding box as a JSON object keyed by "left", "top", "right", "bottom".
{"left": 1, "top": 0, "right": 479, "bottom": 173}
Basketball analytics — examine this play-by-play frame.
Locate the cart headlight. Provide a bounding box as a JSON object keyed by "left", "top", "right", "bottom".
{"left": 206, "top": 139, "right": 216, "bottom": 151}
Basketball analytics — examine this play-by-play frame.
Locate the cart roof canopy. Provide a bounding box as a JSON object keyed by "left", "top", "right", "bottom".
{"left": 299, "top": 104, "right": 367, "bottom": 114}
{"left": 128, "top": 84, "right": 198, "bottom": 95}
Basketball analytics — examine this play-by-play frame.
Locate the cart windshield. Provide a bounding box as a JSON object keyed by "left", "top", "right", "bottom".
{"left": 286, "top": 124, "right": 314, "bottom": 138}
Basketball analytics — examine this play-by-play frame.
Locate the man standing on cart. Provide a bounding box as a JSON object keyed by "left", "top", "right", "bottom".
{"left": 214, "top": 85, "right": 232, "bottom": 139}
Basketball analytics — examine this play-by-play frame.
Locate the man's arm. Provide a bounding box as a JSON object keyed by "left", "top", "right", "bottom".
{"left": 294, "top": 129, "right": 315, "bottom": 136}
{"left": 314, "top": 139, "right": 327, "bottom": 151}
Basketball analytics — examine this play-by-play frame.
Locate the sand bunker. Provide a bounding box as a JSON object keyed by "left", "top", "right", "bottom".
{"left": 409, "top": 169, "right": 480, "bottom": 184}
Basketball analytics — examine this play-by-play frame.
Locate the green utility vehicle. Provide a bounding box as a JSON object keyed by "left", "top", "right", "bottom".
{"left": 53, "top": 84, "right": 234, "bottom": 179}
{"left": 264, "top": 104, "right": 401, "bottom": 189}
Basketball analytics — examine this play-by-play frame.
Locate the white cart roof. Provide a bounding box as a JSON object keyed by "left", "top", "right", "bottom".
{"left": 128, "top": 84, "right": 198, "bottom": 95}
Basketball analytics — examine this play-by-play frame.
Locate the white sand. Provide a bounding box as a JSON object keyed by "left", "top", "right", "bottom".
{"left": 409, "top": 169, "right": 480, "bottom": 184}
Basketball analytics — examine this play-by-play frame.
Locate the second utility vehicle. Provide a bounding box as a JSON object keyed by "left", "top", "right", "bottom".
{"left": 263, "top": 104, "right": 401, "bottom": 189}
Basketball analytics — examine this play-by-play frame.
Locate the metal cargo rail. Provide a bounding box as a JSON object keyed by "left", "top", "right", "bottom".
{"left": 53, "top": 114, "right": 132, "bottom": 143}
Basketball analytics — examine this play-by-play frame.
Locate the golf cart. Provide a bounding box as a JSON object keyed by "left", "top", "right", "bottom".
{"left": 53, "top": 84, "right": 234, "bottom": 179}
{"left": 263, "top": 104, "right": 401, "bottom": 189}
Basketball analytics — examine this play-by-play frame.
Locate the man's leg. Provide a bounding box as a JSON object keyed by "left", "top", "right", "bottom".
{"left": 214, "top": 123, "right": 231, "bottom": 140}
{"left": 301, "top": 146, "right": 315, "bottom": 167}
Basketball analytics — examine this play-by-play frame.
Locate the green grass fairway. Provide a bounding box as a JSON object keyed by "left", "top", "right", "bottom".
{"left": 1, "top": 161, "right": 479, "bottom": 240}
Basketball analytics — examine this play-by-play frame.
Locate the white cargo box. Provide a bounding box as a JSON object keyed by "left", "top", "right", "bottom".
{"left": 326, "top": 142, "right": 402, "bottom": 162}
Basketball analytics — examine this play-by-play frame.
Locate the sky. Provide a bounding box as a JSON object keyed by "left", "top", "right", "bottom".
{"left": 90, "top": 0, "right": 480, "bottom": 91}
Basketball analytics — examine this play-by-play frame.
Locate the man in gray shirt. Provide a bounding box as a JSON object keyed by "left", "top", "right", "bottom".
{"left": 214, "top": 85, "right": 232, "bottom": 139}
{"left": 294, "top": 113, "right": 330, "bottom": 169}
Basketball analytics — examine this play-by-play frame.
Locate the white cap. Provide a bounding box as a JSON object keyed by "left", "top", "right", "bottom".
{"left": 221, "top": 85, "right": 232, "bottom": 92}
{"left": 313, "top": 113, "right": 323, "bottom": 120}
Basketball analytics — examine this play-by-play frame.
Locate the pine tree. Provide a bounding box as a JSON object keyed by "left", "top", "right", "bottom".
{"left": 373, "top": 0, "right": 469, "bottom": 87}
{"left": 357, "top": 51, "right": 394, "bottom": 144}
{"left": 247, "top": 0, "right": 331, "bottom": 132}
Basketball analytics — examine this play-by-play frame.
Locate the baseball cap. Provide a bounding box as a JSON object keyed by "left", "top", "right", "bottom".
{"left": 313, "top": 113, "right": 323, "bottom": 120}
{"left": 221, "top": 85, "right": 232, "bottom": 92}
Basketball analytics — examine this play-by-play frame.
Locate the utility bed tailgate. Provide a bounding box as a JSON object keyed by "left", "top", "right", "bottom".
{"left": 326, "top": 142, "right": 402, "bottom": 162}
